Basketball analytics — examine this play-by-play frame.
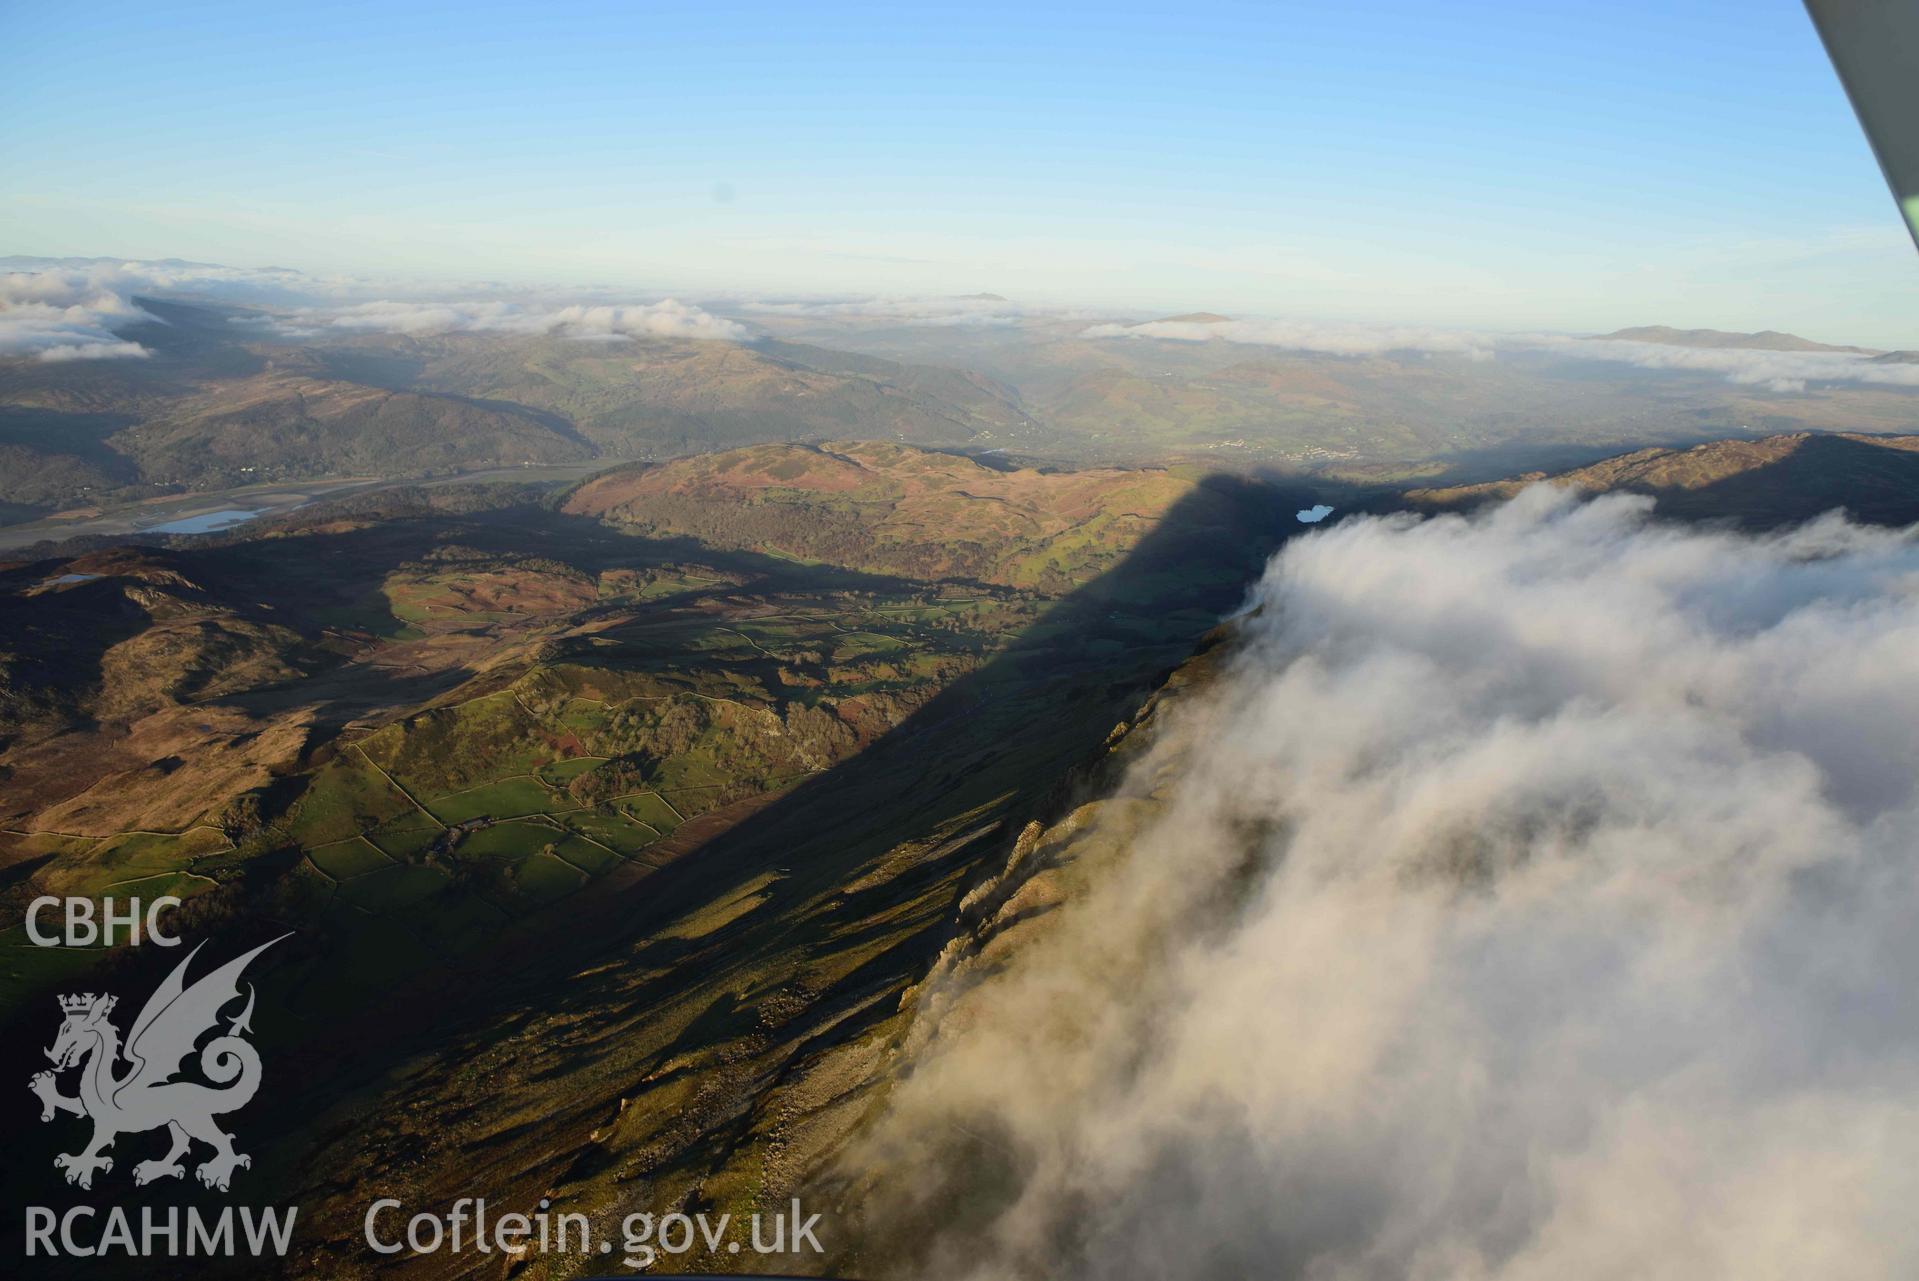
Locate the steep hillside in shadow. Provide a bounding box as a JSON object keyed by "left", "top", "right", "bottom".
{"left": 262, "top": 470, "right": 1320, "bottom": 1277}
{"left": 1408, "top": 431, "right": 1919, "bottom": 528}
{"left": 0, "top": 444, "right": 1359, "bottom": 1278}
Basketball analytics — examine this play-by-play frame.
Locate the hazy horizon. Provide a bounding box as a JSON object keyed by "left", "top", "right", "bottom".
{"left": 8, "top": 252, "right": 1919, "bottom": 375}
{"left": 5, "top": 1, "right": 1917, "bottom": 347}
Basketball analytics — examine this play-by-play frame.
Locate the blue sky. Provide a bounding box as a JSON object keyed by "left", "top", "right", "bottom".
{"left": 4, "top": 0, "right": 1914, "bottom": 345}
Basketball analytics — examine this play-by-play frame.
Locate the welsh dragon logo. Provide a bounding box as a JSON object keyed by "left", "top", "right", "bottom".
{"left": 28, "top": 935, "right": 286, "bottom": 1192}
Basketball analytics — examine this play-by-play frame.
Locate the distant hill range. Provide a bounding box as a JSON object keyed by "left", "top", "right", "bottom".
{"left": 9, "top": 271, "right": 1919, "bottom": 528}
{"left": 0, "top": 297, "right": 1033, "bottom": 518}
{"left": 1593, "top": 325, "right": 1877, "bottom": 354}
{"left": 1408, "top": 431, "right": 1919, "bottom": 527}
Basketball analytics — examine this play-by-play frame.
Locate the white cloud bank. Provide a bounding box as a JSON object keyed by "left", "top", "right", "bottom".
{"left": 738, "top": 294, "right": 1035, "bottom": 330}
{"left": 861, "top": 488, "right": 1919, "bottom": 1281}
{"left": 0, "top": 266, "right": 159, "bottom": 362}
{"left": 1083, "top": 315, "right": 1501, "bottom": 358}
{"left": 1081, "top": 315, "right": 1919, "bottom": 391}
{"left": 1536, "top": 335, "right": 1919, "bottom": 394}
{"left": 0, "top": 259, "right": 334, "bottom": 361}
{"left": 0, "top": 260, "right": 750, "bottom": 359}
{"left": 279, "top": 297, "right": 749, "bottom": 342}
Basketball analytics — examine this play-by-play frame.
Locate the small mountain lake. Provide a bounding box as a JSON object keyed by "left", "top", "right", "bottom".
{"left": 145, "top": 508, "right": 264, "bottom": 535}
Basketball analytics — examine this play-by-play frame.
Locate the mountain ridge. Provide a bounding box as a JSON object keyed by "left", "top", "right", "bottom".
{"left": 1406, "top": 430, "right": 1919, "bottom": 527}
{"left": 1593, "top": 324, "right": 1876, "bottom": 354}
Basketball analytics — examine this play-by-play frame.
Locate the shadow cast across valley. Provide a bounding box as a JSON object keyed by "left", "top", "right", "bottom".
{"left": 180, "top": 497, "right": 965, "bottom": 738}
{"left": 247, "top": 470, "right": 1378, "bottom": 1262}
{"left": 0, "top": 468, "right": 1376, "bottom": 1277}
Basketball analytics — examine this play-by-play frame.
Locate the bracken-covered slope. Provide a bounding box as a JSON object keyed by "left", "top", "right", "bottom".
{"left": 564, "top": 440, "right": 1229, "bottom": 589}
{"left": 1406, "top": 431, "right": 1919, "bottom": 527}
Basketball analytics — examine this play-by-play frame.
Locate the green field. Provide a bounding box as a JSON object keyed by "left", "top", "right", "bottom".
{"left": 336, "top": 863, "right": 451, "bottom": 912}
{"left": 366, "top": 817, "right": 442, "bottom": 860}
{"left": 47, "top": 828, "right": 230, "bottom": 900}
{"left": 287, "top": 754, "right": 419, "bottom": 846}
{"left": 547, "top": 834, "right": 624, "bottom": 877}
{"left": 511, "top": 851, "right": 587, "bottom": 904}
{"left": 562, "top": 810, "right": 662, "bottom": 856}
{"left": 537, "top": 755, "right": 606, "bottom": 784}
{"left": 455, "top": 820, "right": 559, "bottom": 862}
{"left": 309, "top": 836, "right": 395, "bottom": 881}
{"left": 615, "top": 791, "right": 684, "bottom": 832}
{"left": 428, "top": 777, "right": 567, "bottom": 823}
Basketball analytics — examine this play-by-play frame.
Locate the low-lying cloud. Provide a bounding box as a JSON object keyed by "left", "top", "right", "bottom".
{"left": 284, "top": 297, "right": 749, "bottom": 342}
{"left": 859, "top": 489, "right": 1919, "bottom": 1280}
{"left": 736, "top": 295, "right": 1039, "bottom": 330}
{"left": 0, "top": 266, "right": 159, "bottom": 361}
{"left": 0, "top": 259, "right": 331, "bottom": 361}
{"left": 1082, "top": 316, "right": 1500, "bottom": 358}
{"left": 1538, "top": 335, "right": 1919, "bottom": 393}
{"left": 1080, "top": 315, "right": 1919, "bottom": 391}
{"left": 0, "top": 260, "right": 750, "bottom": 359}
